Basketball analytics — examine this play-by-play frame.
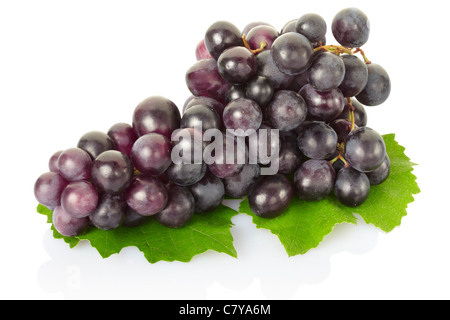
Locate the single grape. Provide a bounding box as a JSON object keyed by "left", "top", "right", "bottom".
{"left": 91, "top": 150, "right": 134, "bottom": 194}
{"left": 57, "top": 148, "right": 92, "bottom": 182}
{"left": 277, "top": 132, "right": 303, "bottom": 174}
{"left": 217, "top": 46, "right": 257, "bottom": 85}
{"left": 245, "top": 25, "right": 279, "bottom": 52}
{"left": 332, "top": 7, "right": 370, "bottom": 48}
{"left": 155, "top": 185, "right": 195, "bottom": 228}
{"left": 338, "top": 98, "right": 368, "bottom": 127}
{"left": 206, "top": 134, "right": 247, "bottom": 178}
{"left": 297, "top": 121, "right": 338, "bottom": 160}
{"left": 355, "top": 63, "right": 391, "bottom": 106}
{"left": 90, "top": 193, "right": 127, "bottom": 231}
{"left": 77, "top": 131, "right": 115, "bottom": 160}
{"left": 256, "top": 50, "right": 294, "bottom": 90}
{"left": 189, "top": 172, "right": 225, "bottom": 214}
{"left": 107, "top": 123, "right": 137, "bottom": 157}
{"left": 245, "top": 76, "right": 274, "bottom": 107}
{"left": 122, "top": 207, "right": 149, "bottom": 228}
{"left": 180, "top": 104, "right": 221, "bottom": 132}
{"left": 53, "top": 205, "right": 90, "bottom": 237}
{"left": 61, "top": 180, "right": 98, "bottom": 218}
{"left": 34, "top": 172, "right": 69, "bottom": 209}
{"left": 48, "top": 150, "right": 63, "bottom": 172}
{"left": 344, "top": 127, "right": 386, "bottom": 172}
{"left": 294, "top": 159, "right": 336, "bottom": 201}
{"left": 295, "top": 13, "right": 327, "bottom": 43}
{"left": 299, "top": 84, "right": 345, "bottom": 122}
{"left": 223, "top": 163, "right": 261, "bottom": 198}
{"left": 329, "top": 118, "right": 356, "bottom": 143}
{"left": 222, "top": 98, "right": 263, "bottom": 136}
{"left": 165, "top": 162, "right": 207, "bottom": 187}
{"left": 125, "top": 175, "right": 168, "bottom": 216}
{"left": 334, "top": 166, "right": 370, "bottom": 207}
{"left": 366, "top": 153, "right": 390, "bottom": 185}
{"left": 308, "top": 52, "right": 345, "bottom": 92}
{"left": 248, "top": 174, "right": 293, "bottom": 218}
{"left": 271, "top": 32, "right": 314, "bottom": 75}
{"left": 132, "top": 96, "right": 181, "bottom": 139}
{"left": 183, "top": 96, "right": 225, "bottom": 122}
{"left": 204, "top": 21, "right": 243, "bottom": 60}
{"left": 265, "top": 90, "right": 307, "bottom": 131}
{"left": 195, "top": 39, "right": 213, "bottom": 60}
{"left": 338, "top": 54, "right": 369, "bottom": 97}
{"left": 280, "top": 19, "right": 296, "bottom": 34}
{"left": 130, "top": 133, "right": 172, "bottom": 176}
{"left": 185, "top": 59, "right": 231, "bottom": 103}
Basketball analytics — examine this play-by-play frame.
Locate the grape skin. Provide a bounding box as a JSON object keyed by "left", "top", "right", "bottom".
{"left": 204, "top": 21, "right": 243, "bottom": 60}
{"left": 57, "top": 148, "right": 92, "bottom": 182}
{"left": 245, "top": 76, "right": 274, "bottom": 107}
{"left": 130, "top": 133, "right": 172, "bottom": 176}
{"left": 222, "top": 98, "right": 262, "bottom": 136}
{"left": 265, "top": 90, "right": 307, "bottom": 131}
{"left": 90, "top": 193, "right": 127, "bottom": 231}
{"left": 34, "top": 172, "right": 69, "bottom": 210}
{"left": 271, "top": 32, "right": 314, "bottom": 75}
{"left": 338, "top": 55, "right": 368, "bottom": 98}
{"left": 77, "top": 131, "right": 115, "bottom": 160}
{"left": 294, "top": 159, "right": 336, "bottom": 201}
{"left": 166, "top": 162, "right": 207, "bottom": 187}
{"left": 61, "top": 180, "right": 98, "bottom": 218}
{"left": 189, "top": 172, "right": 225, "bottom": 214}
{"left": 217, "top": 46, "right": 257, "bottom": 85}
{"left": 332, "top": 7, "right": 370, "bottom": 48}
{"left": 256, "top": 50, "right": 294, "bottom": 90}
{"left": 356, "top": 63, "right": 391, "bottom": 106}
{"left": 53, "top": 205, "right": 90, "bottom": 237}
{"left": 124, "top": 175, "right": 168, "bottom": 216}
{"left": 245, "top": 25, "right": 279, "bottom": 51}
{"left": 107, "top": 123, "right": 137, "bottom": 158}
{"left": 308, "top": 52, "right": 345, "bottom": 92}
{"left": 155, "top": 185, "right": 195, "bottom": 228}
{"left": 299, "top": 84, "right": 345, "bottom": 122}
{"left": 366, "top": 154, "right": 390, "bottom": 185}
{"left": 297, "top": 121, "right": 338, "bottom": 160}
{"left": 334, "top": 166, "right": 370, "bottom": 207}
{"left": 223, "top": 163, "right": 261, "bottom": 198}
{"left": 295, "top": 13, "right": 327, "bottom": 43}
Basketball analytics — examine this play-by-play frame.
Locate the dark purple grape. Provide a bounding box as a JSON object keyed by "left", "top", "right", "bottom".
{"left": 185, "top": 59, "right": 231, "bottom": 103}
{"left": 223, "top": 164, "right": 260, "bottom": 198}
{"left": 286, "top": 69, "right": 310, "bottom": 92}
{"left": 61, "top": 180, "right": 98, "bottom": 218}
{"left": 165, "top": 162, "right": 207, "bottom": 187}
{"left": 217, "top": 46, "right": 257, "bottom": 84}
{"left": 338, "top": 55, "right": 368, "bottom": 97}
{"left": 171, "top": 127, "right": 206, "bottom": 165}
{"left": 332, "top": 7, "right": 370, "bottom": 48}
{"left": 206, "top": 134, "right": 247, "bottom": 178}
{"left": 57, "top": 148, "right": 92, "bottom": 182}
{"left": 130, "top": 133, "right": 171, "bottom": 176}
{"left": 195, "top": 39, "right": 213, "bottom": 60}
{"left": 294, "top": 159, "right": 336, "bottom": 201}
{"left": 155, "top": 185, "right": 195, "bottom": 228}
{"left": 242, "top": 21, "right": 273, "bottom": 36}
{"left": 280, "top": 19, "right": 297, "bottom": 34}
{"left": 125, "top": 175, "right": 168, "bottom": 216}
{"left": 256, "top": 50, "right": 294, "bottom": 90}
{"left": 53, "top": 205, "right": 90, "bottom": 237}
{"left": 180, "top": 104, "right": 221, "bottom": 132}
{"left": 223, "top": 98, "right": 262, "bottom": 136}
{"left": 245, "top": 25, "right": 279, "bottom": 51}
{"left": 123, "top": 208, "right": 149, "bottom": 228}
{"left": 329, "top": 118, "right": 356, "bottom": 143}
{"left": 249, "top": 124, "right": 280, "bottom": 165}
{"left": 48, "top": 150, "right": 63, "bottom": 172}
{"left": 334, "top": 166, "right": 370, "bottom": 207}
{"left": 91, "top": 150, "right": 134, "bottom": 194}
{"left": 366, "top": 154, "right": 390, "bottom": 185}
{"left": 89, "top": 193, "right": 127, "bottom": 230}
{"left": 189, "top": 172, "right": 225, "bottom": 214}
{"left": 245, "top": 76, "right": 274, "bottom": 107}
{"left": 355, "top": 63, "right": 391, "bottom": 106}
{"left": 299, "top": 84, "right": 345, "bottom": 122}
{"left": 225, "top": 85, "right": 247, "bottom": 104}
{"left": 204, "top": 21, "right": 243, "bottom": 60}
{"left": 308, "top": 52, "right": 345, "bottom": 92}
{"left": 77, "top": 131, "right": 115, "bottom": 160}
{"left": 248, "top": 174, "right": 293, "bottom": 218}
{"left": 338, "top": 98, "right": 367, "bottom": 127}
{"left": 183, "top": 96, "right": 225, "bottom": 122}
{"left": 344, "top": 127, "right": 386, "bottom": 173}
{"left": 277, "top": 132, "right": 303, "bottom": 174}
{"left": 297, "top": 121, "right": 338, "bottom": 160}
{"left": 265, "top": 90, "right": 307, "bottom": 131}
{"left": 107, "top": 123, "right": 137, "bottom": 158}
{"left": 132, "top": 96, "right": 181, "bottom": 139}
{"left": 34, "top": 172, "right": 69, "bottom": 209}
{"left": 271, "top": 32, "right": 314, "bottom": 75}
{"left": 295, "top": 13, "right": 327, "bottom": 43}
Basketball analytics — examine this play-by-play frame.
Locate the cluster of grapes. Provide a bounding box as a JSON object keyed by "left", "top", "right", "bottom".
{"left": 34, "top": 7, "right": 391, "bottom": 237}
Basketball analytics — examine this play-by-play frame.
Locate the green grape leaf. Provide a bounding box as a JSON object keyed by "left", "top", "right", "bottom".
{"left": 239, "top": 134, "right": 420, "bottom": 256}
{"left": 37, "top": 204, "right": 238, "bottom": 263}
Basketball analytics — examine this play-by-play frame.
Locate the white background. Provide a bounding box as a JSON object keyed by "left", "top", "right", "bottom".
{"left": 0, "top": 0, "right": 448, "bottom": 300}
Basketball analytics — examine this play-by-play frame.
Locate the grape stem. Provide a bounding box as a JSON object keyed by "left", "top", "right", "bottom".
{"left": 242, "top": 35, "right": 268, "bottom": 55}
{"left": 347, "top": 98, "right": 356, "bottom": 131}
{"left": 329, "top": 143, "right": 348, "bottom": 166}
{"left": 314, "top": 44, "right": 372, "bottom": 64}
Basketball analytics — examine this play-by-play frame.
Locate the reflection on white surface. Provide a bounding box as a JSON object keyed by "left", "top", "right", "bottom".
{"left": 37, "top": 199, "right": 380, "bottom": 299}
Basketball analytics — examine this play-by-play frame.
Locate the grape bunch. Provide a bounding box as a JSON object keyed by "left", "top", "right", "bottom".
{"left": 34, "top": 7, "right": 392, "bottom": 237}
